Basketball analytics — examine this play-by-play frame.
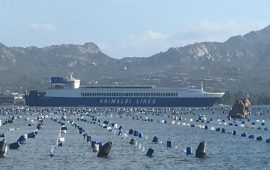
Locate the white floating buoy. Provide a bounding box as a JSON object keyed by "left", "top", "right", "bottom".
{"left": 142, "top": 147, "right": 145, "bottom": 152}
{"left": 210, "top": 127, "right": 215, "bottom": 131}
{"left": 138, "top": 143, "right": 141, "bottom": 149}
{"left": 50, "top": 145, "right": 55, "bottom": 157}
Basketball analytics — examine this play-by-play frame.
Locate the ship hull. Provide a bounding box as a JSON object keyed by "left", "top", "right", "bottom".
{"left": 25, "top": 96, "right": 220, "bottom": 107}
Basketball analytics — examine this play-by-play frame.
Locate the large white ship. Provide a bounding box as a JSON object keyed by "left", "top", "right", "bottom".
{"left": 25, "top": 75, "right": 225, "bottom": 107}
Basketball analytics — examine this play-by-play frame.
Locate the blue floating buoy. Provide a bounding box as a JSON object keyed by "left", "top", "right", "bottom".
{"left": 118, "top": 130, "right": 123, "bottom": 136}
{"left": 27, "top": 132, "right": 36, "bottom": 138}
{"left": 233, "top": 131, "right": 236, "bottom": 135}
{"left": 133, "top": 130, "right": 139, "bottom": 136}
{"left": 128, "top": 129, "right": 133, "bottom": 135}
{"left": 241, "top": 133, "right": 246, "bottom": 137}
{"left": 251, "top": 122, "right": 256, "bottom": 125}
{"left": 91, "top": 141, "right": 96, "bottom": 147}
{"left": 87, "top": 135, "right": 91, "bottom": 142}
{"left": 196, "top": 120, "right": 199, "bottom": 122}
{"left": 242, "top": 121, "right": 245, "bottom": 124}
{"left": 229, "top": 123, "right": 233, "bottom": 126}
{"left": 0, "top": 134, "right": 5, "bottom": 138}
{"left": 167, "top": 141, "right": 172, "bottom": 147}
{"left": 207, "top": 121, "right": 210, "bottom": 124}
{"left": 216, "top": 128, "right": 221, "bottom": 132}
{"left": 61, "top": 126, "right": 67, "bottom": 131}
{"left": 266, "top": 138, "right": 270, "bottom": 143}
{"left": 205, "top": 125, "right": 208, "bottom": 130}
{"left": 191, "top": 124, "right": 195, "bottom": 127}
{"left": 186, "top": 147, "right": 192, "bottom": 155}
{"left": 152, "top": 136, "right": 158, "bottom": 143}
{"left": 17, "top": 135, "right": 27, "bottom": 144}
{"left": 249, "top": 135, "right": 255, "bottom": 139}
{"left": 261, "top": 123, "right": 265, "bottom": 126}
{"left": 129, "top": 138, "right": 135, "bottom": 145}
{"left": 9, "top": 141, "right": 20, "bottom": 149}
{"left": 222, "top": 128, "right": 226, "bottom": 133}
{"left": 118, "top": 126, "right": 122, "bottom": 130}
{"left": 49, "top": 153, "right": 55, "bottom": 157}
{"left": 146, "top": 148, "right": 154, "bottom": 157}
{"left": 139, "top": 133, "right": 143, "bottom": 138}
{"left": 257, "top": 136, "right": 262, "bottom": 141}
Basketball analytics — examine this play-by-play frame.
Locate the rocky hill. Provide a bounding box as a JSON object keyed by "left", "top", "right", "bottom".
{"left": 1, "top": 25, "right": 270, "bottom": 94}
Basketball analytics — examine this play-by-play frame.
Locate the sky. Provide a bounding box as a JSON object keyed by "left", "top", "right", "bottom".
{"left": 0, "top": 0, "right": 270, "bottom": 59}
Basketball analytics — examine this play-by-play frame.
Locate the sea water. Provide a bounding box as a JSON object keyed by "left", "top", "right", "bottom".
{"left": 0, "top": 106, "right": 270, "bottom": 170}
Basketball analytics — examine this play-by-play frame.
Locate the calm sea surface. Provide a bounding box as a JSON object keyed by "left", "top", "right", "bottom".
{"left": 0, "top": 106, "right": 270, "bottom": 170}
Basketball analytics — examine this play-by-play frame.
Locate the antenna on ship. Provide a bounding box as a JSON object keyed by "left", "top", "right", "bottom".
{"left": 70, "top": 72, "right": 74, "bottom": 80}
{"left": 200, "top": 81, "right": 204, "bottom": 91}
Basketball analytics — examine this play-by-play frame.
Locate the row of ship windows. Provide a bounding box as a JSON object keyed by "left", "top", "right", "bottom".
{"left": 81, "top": 93, "right": 178, "bottom": 97}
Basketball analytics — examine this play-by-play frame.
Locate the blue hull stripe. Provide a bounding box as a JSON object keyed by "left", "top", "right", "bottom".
{"left": 25, "top": 96, "right": 220, "bottom": 107}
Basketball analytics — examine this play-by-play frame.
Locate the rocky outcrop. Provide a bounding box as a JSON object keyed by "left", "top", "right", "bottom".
{"left": 228, "top": 97, "right": 251, "bottom": 118}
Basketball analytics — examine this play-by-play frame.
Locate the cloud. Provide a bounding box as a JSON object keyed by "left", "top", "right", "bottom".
{"left": 128, "top": 30, "right": 168, "bottom": 42}
{"left": 172, "top": 20, "right": 268, "bottom": 45}
{"left": 101, "top": 30, "right": 170, "bottom": 58}
{"left": 101, "top": 21, "right": 269, "bottom": 59}
{"left": 31, "top": 23, "right": 55, "bottom": 32}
